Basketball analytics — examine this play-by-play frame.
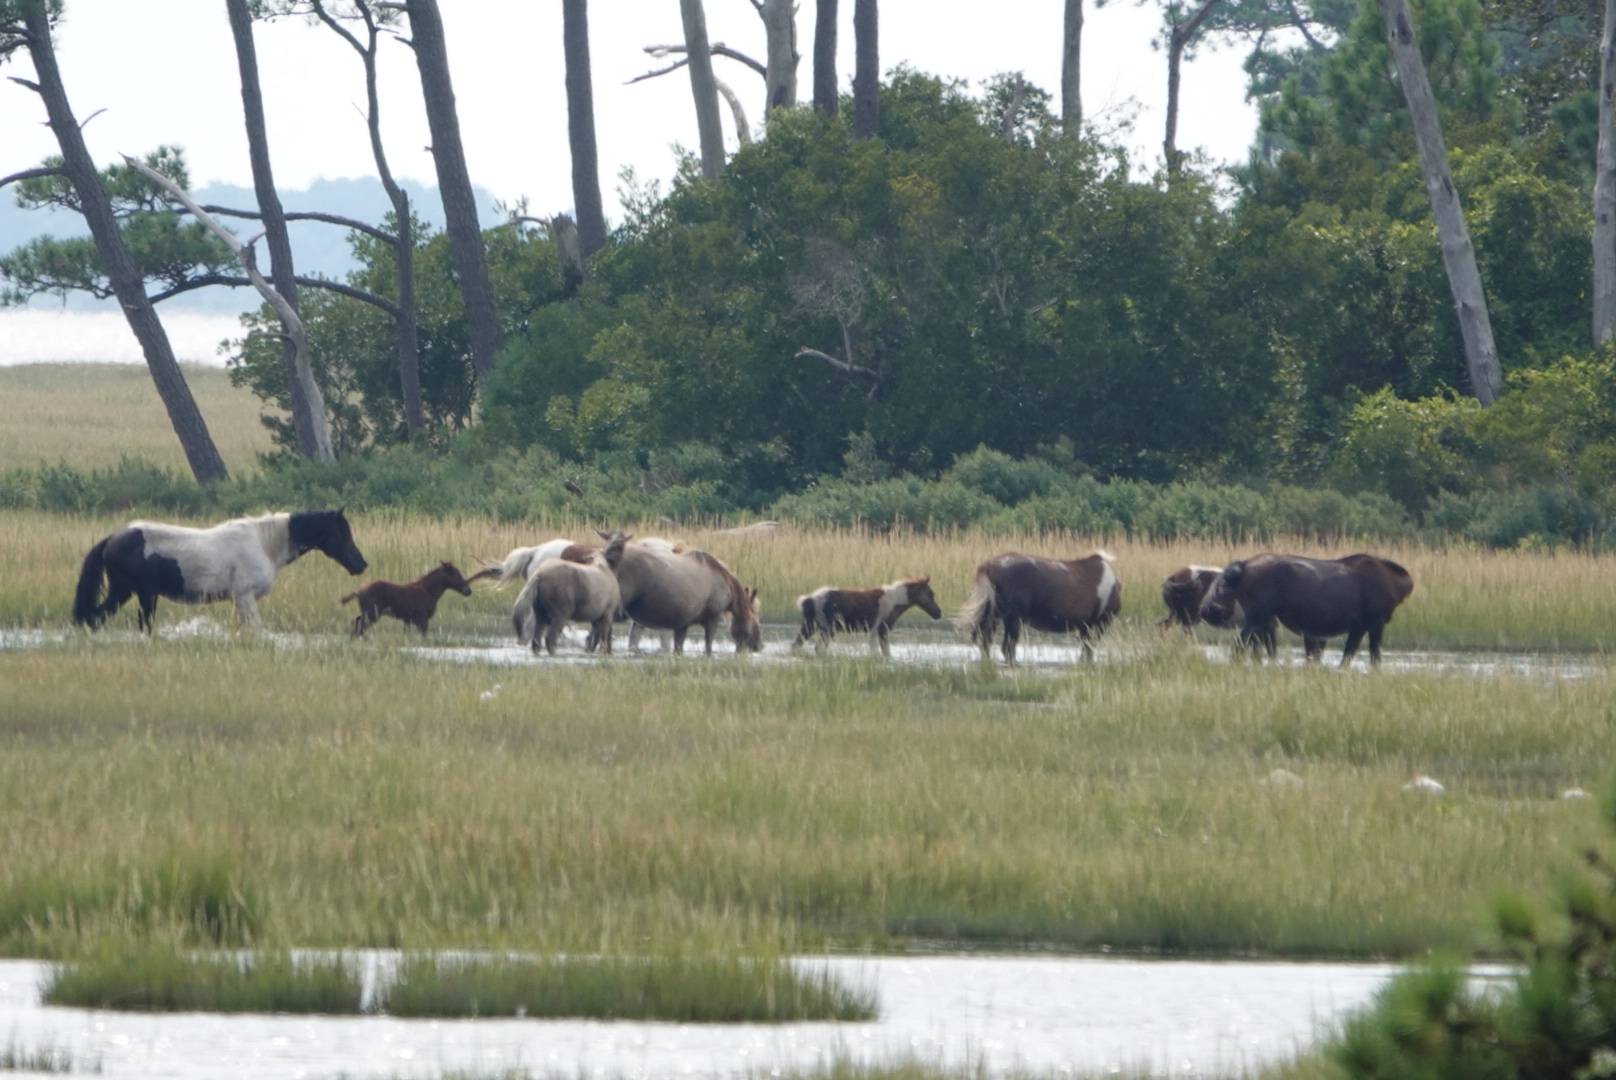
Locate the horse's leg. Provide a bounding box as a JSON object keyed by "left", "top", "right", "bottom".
{"left": 1303, "top": 636, "right": 1326, "bottom": 663}
{"left": 137, "top": 593, "right": 157, "bottom": 636}
{"left": 234, "top": 592, "right": 263, "bottom": 632}
{"left": 673, "top": 627, "right": 688, "bottom": 655}
{"left": 703, "top": 618, "right": 717, "bottom": 656}
{"left": 1338, "top": 624, "right": 1363, "bottom": 666}
{"left": 1078, "top": 630, "right": 1095, "bottom": 664}
{"left": 975, "top": 616, "right": 996, "bottom": 662}
{"left": 543, "top": 620, "right": 562, "bottom": 656}
{"left": 872, "top": 625, "right": 890, "bottom": 659}
{"left": 1001, "top": 616, "right": 1021, "bottom": 665}
{"left": 597, "top": 618, "right": 614, "bottom": 655}
{"left": 1367, "top": 623, "right": 1386, "bottom": 667}
{"left": 628, "top": 622, "right": 643, "bottom": 652}
{"left": 815, "top": 628, "right": 831, "bottom": 656}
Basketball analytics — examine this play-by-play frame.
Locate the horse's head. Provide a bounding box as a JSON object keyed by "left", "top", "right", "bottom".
{"left": 436, "top": 562, "right": 474, "bottom": 597}
{"left": 1198, "top": 561, "right": 1244, "bottom": 627}
{"left": 908, "top": 577, "right": 943, "bottom": 620}
{"left": 731, "top": 584, "right": 763, "bottom": 653}
{"left": 594, "top": 531, "right": 633, "bottom": 570}
{"left": 291, "top": 509, "right": 368, "bottom": 575}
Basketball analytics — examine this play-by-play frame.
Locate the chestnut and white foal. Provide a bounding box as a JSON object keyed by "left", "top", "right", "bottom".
{"left": 793, "top": 576, "right": 944, "bottom": 657}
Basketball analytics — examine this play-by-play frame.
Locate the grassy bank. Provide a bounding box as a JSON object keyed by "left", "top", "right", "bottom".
{"left": 0, "top": 630, "right": 1609, "bottom": 959}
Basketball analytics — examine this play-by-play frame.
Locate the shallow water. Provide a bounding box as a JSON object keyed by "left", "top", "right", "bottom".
{"left": 0, "top": 953, "right": 1401, "bottom": 1079}
{"left": 403, "top": 620, "right": 1610, "bottom": 681}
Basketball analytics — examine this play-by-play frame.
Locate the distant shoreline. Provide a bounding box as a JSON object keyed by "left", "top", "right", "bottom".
{"left": 0, "top": 310, "right": 242, "bottom": 366}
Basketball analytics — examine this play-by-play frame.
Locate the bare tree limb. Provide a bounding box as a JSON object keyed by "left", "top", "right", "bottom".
{"left": 197, "top": 204, "right": 396, "bottom": 245}
{"left": 149, "top": 273, "right": 402, "bottom": 317}
{"left": 715, "top": 77, "right": 753, "bottom": 144}
{"left": 641, "top": 41, "right": 768, "bottom": 79}
{"left": 124, "top": 154, "right": 335, "bottom": 460}
{"left": 6, "top": 75, "right": 41, "bottom": 94}
{"left": 627, "top": 56, "right": 689, "bottom": 84}
{"left": 0, "top": 164, "right": 65, "bottom": 189}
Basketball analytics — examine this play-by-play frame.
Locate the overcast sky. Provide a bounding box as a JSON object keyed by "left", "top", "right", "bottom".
{"left": 0, "top": 0, "right": 1262, "bottom": 225}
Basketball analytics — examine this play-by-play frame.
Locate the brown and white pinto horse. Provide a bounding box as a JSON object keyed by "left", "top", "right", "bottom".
{"left": 1157, "top": 565, "right": 1223, "bottom": 632}
{"left": 793, "top": 577, "right": 943, "bottom": 657}
{"left": 955, "top": 551, "right": 1121, "bottom": 664}
{"left": 1198, "top": 553, "right": 1414, "bottom": 667}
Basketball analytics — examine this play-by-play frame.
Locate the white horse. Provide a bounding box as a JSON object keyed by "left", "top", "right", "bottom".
{"left": 72, "top": 510, "right": 368, "bottom": 633}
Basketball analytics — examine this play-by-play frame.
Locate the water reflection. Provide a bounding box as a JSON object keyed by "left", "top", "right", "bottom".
{"left": 0, "top": 954, "right": 1397, "bottom": 1079}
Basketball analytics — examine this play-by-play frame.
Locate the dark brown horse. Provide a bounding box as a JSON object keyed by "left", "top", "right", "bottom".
{"left": 1198, "top": 553, "right": 1414, "bottom": 666}
{"left": 793, "top": 576, "right": 943, "bottom": 657}
{"left": 955, "top": 551, "right": 1122, "bottom": 664}
{"left": 340, "top": 561, "right": 473, "bottom": 636}
{"left": 1157, "top": 565, "right": 1222, "bottom": 632}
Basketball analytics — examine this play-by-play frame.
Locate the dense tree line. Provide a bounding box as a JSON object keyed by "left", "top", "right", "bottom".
{"left": 5, "top": 0, "right": 1616, "bottom": 543}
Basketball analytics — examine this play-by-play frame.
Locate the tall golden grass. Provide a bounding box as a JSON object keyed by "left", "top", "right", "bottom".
{"left": 0, "top": 363, "right": 274, "bottom": 476}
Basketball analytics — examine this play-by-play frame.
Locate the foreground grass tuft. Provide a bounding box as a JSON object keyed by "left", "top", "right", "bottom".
{"left": 43, "top": 948, "right": 362, "bottom": 1013}
{"left": 381, "top": 951, "right": 877, "bottom": 1022}
{"left": 0, "top": 1039, "right": 96, "bottom": 1074}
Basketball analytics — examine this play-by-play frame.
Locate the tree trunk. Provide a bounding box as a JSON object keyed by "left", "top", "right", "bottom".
{"left": 1379, "top": 0, "right": 1502, "bottom": 405}
{"left": 679, "top": 0, "right": 726, "bottom": 179}
{"left": 813, "top": 0, "right": 838, "bottom": 116}
{"left": 852, "top": 0, "right": 878, "bottom": 139}
{"left": 309, "top": 0, "right": 423, "bottom": 436}
{"left": 563, "top": 0, "right": 607, "bottom": 259}
{"left": 1062, "top": 0, "right": 1083, "bottom": 136}
{"left": 18, "top": 2, "right": 228, "bottom": 483}
{"left": 1594, "top": 0, "right": 1616, "bottom": 344}
{"left": 759, "top": 0, "right": 799, "bottom": 116}
{"left": 1164, "top": 0, "right": 1220, "bottom": 176}
{"left": 226, "top": 0, "right": 332, "bottom": 462}
{"left": 404, "top": 0, "right": 503, "bottom": 378}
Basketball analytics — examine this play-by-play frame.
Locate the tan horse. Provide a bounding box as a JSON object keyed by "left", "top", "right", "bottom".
{"left": 513, "top": 533, "right": 630, "bottom": 655}
{"left": 603, "top": 531, "right": 762, "bottom": 655}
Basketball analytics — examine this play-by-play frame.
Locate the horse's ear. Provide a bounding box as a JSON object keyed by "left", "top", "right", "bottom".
{"left": 596, "top": 529, "right": 614, "bottom": 542}
{"left": 621, "top": 532, "right": 634, "bottom": 543}
{"left": 921, "top": 576, "right": 931, "bottom": 584}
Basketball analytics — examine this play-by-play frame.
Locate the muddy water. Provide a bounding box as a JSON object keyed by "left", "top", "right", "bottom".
{"left": 0, "top": 954, "right": 1403, "bottom": 1078}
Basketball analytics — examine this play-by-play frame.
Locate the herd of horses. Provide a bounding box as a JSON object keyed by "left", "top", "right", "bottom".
{"left": 68, "top": 510, "right": 1417, "bottom": 667}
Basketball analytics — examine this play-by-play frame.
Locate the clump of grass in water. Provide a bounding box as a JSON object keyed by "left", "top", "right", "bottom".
{"left": 43, "top": 947, "right": 362, "bottom": 1013}
{"left": 380, "top": 952, "right": 877, "bottom": 1022}
{"left": 0, "top": 1039, "right": 97, "bottom": 1074}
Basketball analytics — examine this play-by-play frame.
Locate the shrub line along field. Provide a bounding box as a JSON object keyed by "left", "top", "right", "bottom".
{"left": 1, "top": 508, "right": 1613, "bottom": 982}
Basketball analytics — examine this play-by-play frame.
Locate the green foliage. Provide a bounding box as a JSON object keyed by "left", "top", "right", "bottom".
{"left": 381, "top": 952, "right": 877, "bottom": 1022}
{"left": 1329, "top": 774, "right": 1616, "bottom": 1079}
{"left": 0, "top": 147, "right": 235, "bottom": 305}
{"left": 228, "top": 219, "right": 570, "bottom": 454}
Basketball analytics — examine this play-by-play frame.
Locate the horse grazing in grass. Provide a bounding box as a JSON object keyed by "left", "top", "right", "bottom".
{"left": 340, "top": 562, "right": 473, "bottom": 636}
{"left": 607, "top": 532, "right": 762, "bottom": 655}
{"left": 513, "top": 533, "right": 630, "bottom": 655}
{"left": 73, "top": 510, "right": 367, "bottom": 633}
{"left": 955, "top": 551, "right": 1121, "bottom": 664}
{"left": 793, "top": 577, "right": 943, "bottom": 657}
{"left": 1157, "top": 565, "right": 1223, "bottom": 632}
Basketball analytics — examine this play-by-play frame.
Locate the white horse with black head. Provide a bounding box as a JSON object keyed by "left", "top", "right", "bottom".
{"left": 72, "top": 510, "right": 368, "bottom": 633}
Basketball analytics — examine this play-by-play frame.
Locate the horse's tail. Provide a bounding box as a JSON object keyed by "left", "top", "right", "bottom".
{"left": 338, "top": 590, "right": 360, "bottom": 605}
{"left": 953, "top": 570, "right": 997, "bottom": 643}
{"left": 511, "top": 574, "right": 544, "bottom": 646}
{"left": 72, "top": 537, "right": 111, "bottom": 628}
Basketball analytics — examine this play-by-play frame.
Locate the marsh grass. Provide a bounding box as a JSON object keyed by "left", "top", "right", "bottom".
{"left": 381, "top": 951, "right": 877, "bottom": 1022}
{"left": 42, "top": 947, "right": 362, "bottom": 1013}
{"left": 0, "top": 1039, "right": 94, "bottom": 1074}
{"left": 0, "top": 364, "right": 274, "bottom": 477}
{"left": 1, "top": 628, "right": 1612, "bottom": 959}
